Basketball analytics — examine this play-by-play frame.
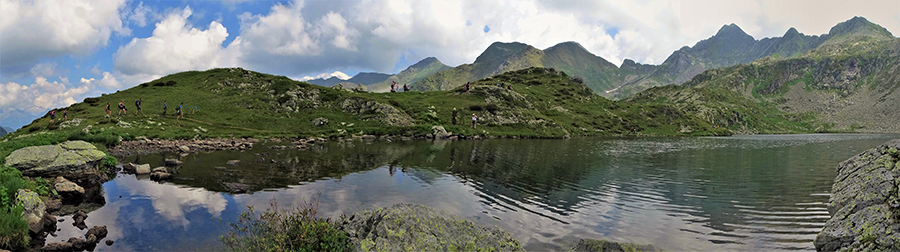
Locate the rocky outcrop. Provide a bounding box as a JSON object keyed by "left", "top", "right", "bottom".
{"left": 4, "top": 141, "right": 106, "bottom": 178}
{"left": 340, "top": 98, "right": 415, "bottom": 126}
{"left": 571, "top": 239, "right": 663, "bottom": 252}
{"left": 815, "top": 139, "right": 900, "bottom": 251}
{"left": 54, "top": 176, "right": 84, "bottom": 204}
{"left": 337, "top": 203, "right": 524, "bottom": 252}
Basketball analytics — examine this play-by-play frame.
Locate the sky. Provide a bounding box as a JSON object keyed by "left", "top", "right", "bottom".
{"left": 1, "top": 0, "right": 899, "bottom": 129}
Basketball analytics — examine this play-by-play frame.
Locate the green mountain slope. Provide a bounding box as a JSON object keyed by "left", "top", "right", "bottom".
{"left": 2, "top": 67, "right": 731, "bottom": 154}
{"left": 632, "top": 29, "right": 900, "bottom": 133}
{"left": 367, "top": 57, "right": 451, "bottom": 92}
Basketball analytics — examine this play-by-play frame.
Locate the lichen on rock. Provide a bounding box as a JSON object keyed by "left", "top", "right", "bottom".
{"left": 815, "top": 139, "right": 900, "bottom": 251}
{"left": 337, "top": 203, "right": 524, "bottom": 252}
{"left": 4, "top": 140, "right": 106, "bottom": 178}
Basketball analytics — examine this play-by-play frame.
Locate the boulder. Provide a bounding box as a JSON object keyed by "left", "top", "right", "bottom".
{"left": 151, "top": 167, "right": 167, "bottom": 173}
{"left": 150, "top": 171, "right": 173, "bottom": 181}
{"left": 86, "top": 225, "right": 108, "bottom": 242}
{"left": 815, "top": 140, "right": 900, "bottom": 251}
{"left": 3, "top": 141, "right": 106, "bottom": 178}
{"left": 15, "top": 189, "right": 46, "bottom": 233}
{"left": 54, "top": 176, "right": 85, "bottom": 203}
{"left": 431, "top": 125, "right": 451, "bottom": 139}
{"left": 122, "top": 162, "right": 136, "bottom": 171}
{"left": 45, "top": 198, "right": 62, "bottom": 213}
{"left": 570, "top": 239, "right": 663, "bottom": 252}
{"left": 72, "top": 210, "right": 88, "bottom": 230}
{"left": 337, "top": 203, "right": 524, "bottom": 252}
{"left": 179, "top": 145, "right": 190, "bottom": 152}
{"left": 134, "top": 164, "right": 151, "bottom": 175}
{"left": 163, "top": 159, "right": 183, "bottom": 167}
{"left": 226, "top": 160, "right": 240, "bottom": 166}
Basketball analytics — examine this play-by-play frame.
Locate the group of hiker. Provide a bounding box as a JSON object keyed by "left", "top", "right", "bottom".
{"left": 47, "top": 108, "right": 67, "bottom": 123}
{"left": 390, "top": 81, "right": 411, "bottom": 92}
{"left": 96, "top": 98, "right": 191, "bottom": 120}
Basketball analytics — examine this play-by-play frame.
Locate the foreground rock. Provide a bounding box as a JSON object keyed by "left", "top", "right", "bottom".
{"left": 337, "top": 203, "right": 524, "bottom": 251}
{"left": 16, "top": 189, "right": 47, "bottom": 234}
{"left": 815, "top": 139, "right": 900, "bottom": 251}
{"left": 571, "top": 239, "right": 663, "bottom": 252}
{"left": 4, "top": 141, "right": 106, "bottom": 178}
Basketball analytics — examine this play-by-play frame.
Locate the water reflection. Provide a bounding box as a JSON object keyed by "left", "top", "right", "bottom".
{"left": 56, "top": 134, "right": 899, "bottom": 251}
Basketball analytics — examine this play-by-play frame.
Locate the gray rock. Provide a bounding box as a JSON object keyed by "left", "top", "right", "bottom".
{"left": 571, "top": 239, "right": 663, "bottom": 252}
{"left": 179, "top": 145, "right": 190, "bottom": 152}
{"left": 86, "top": 225, "right": 108, "bottom": 242}
{"left": 15, "top": 189, "right": 46, "bottom": 233}
{"left": 311, "top": 117, "right": 329, "bottom": 127}
{"left": 431, "top": 125, "right": 451, "bottom": 139}
{"left": 72, "top": 210, "right": 88, "bottom": 230}
{"left": 54, "top": 176, "right": 85, "bottom": 203}
{"left": 226, "top": 160, "right": 240, "bottom": 166}
{"left": 134, "top": 164, "right": 151, "bottom": 175}
{"left": 337, "top": 203, "right": 524, "bottom": 252}
{"left": 116, "top": 120, "right": 131, "bottom": 128}
{"left": 3, "top": 141, "right": 106, "bottom": 178}
{"left": 815, "top": 139, "right": 900, "bottom": 251}
{"left": 151, "top": 167, "right": 167, "bottom": 173}
{"left": 340, "top": 98, "right": 415, "bottom": 126}
{"left": 164, "top": 159, "right": 183, "bottom": 167}
{"left": 361, "top": 135, "right": 376, "bottom": 141}
{"left": 150, "top": 171, "right": 173, "bottom": 181}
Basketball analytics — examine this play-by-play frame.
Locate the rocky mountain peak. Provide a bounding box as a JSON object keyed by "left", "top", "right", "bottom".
{"left": 409, "top": 57, "right": 443, "bottom": 69}
{"left": 475, "top": 42, "right": 530, "bottom": 64}
{"left": 827, "top": 16, "right": 894, "bottom": 39}
{"left": 710, "top": 23, "right": 755, "bottom": 44}
{"left": 783, "top": 27, "right": 801, "bottom": 39}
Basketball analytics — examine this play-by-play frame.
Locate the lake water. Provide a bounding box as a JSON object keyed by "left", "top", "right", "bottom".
{"left": 52, "top": 134, "right": 899, "bottom": 251}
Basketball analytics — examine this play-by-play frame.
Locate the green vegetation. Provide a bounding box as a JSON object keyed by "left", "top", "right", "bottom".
{"left": 0, "top": 165, "right": 39, "bottom": 250}
{"left": 222, "top": 195, "right": 351, "bottom": 252}
{"left": 1, "top": 67, "right": 730, "bottom": 151}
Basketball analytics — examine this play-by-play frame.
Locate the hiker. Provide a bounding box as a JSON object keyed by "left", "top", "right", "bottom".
{"left": 176, "top": 102, "right": 183, "bottom": 120}
{"left": 403, "top": 84, "right": 410, "bottom": 92}
{"left": 465, "top": 82, "right": 470, "bottom": 94}
{"left": 507, "top": 84, "right": 512, "bottom": 90}
{"left": 105, "top": 102, "right": 111, "bottom": 118}
{"left": 118, "top": 100, "right": 127, "bottom": 117}
{"left": 193, "top": 105, "right": 199, "bottom": 114}
{"left": 135, "top": 98, "right": 143, "bottom": 116}
{"left": 63, "top": 108, "right": 68, "bottom": 121}
{"left": 162, "top": 100, "right": 167, "bottom": 116}
{"left": 391, "top": 81, "right": 397, "bottom": 92}
{"left": 472, "top": 113, "right": 478, "bottom": 129}
{"left": 630, "top": 127, "right": 637, "bottom": 134}
{"left": 451, "top": 108, "right": 458, "bottom": 125}
{"left": 49, "top": 109, "right": 55, "bottom": 123}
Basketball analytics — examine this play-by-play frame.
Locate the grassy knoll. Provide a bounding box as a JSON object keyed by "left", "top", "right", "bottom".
{"left": 1, "top": 67, "right": 731, "bottom": 153}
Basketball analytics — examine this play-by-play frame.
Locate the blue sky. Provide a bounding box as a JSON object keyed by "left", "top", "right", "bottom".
{"left": 1, "top": 0, "right": 899, "bottom": 130}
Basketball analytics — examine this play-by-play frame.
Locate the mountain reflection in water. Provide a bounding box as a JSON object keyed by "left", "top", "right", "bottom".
{"left": 54, "top": 134, "right": 899, "bottom": 251}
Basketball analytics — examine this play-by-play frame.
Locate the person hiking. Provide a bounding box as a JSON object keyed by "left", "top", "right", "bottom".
{"left": 451, "top": 108, "right": 458, "bottom": 125}
{"left": 176, "top": 102, "right": 183, "bottom": 120}
{"left": 118, "top": 100, "right": 127, "bottom": 117}
{"left": 105, "top": 102, "right": 111, "bottom": 118}
{"left": 162, "top": 100, "right": 167, "bottom": 116}
{"left": 48, "top": 109, "right": 55, "bottom": 123}
{"left": 63, "top": 108, "right": 68, "bottom": 121}
{"left": 465, "top": 82, "right": 470, "bottom": 94}
{"left": 193, "top": 105, "right": 199, "bottom": 114}
{"left": 507, "top": 84, "right": 512, "bottom": 90}
{"left": 471, "top": 113, "right": 478, "bottom": 129}
{"left": 403, "top": 84, "right": 410, "bottom": 92}
{"left": 391, "top": 81, "right": 397, "bottom": 93}
{"left": 135, "top": 98, "right": 143, "bottom": 116}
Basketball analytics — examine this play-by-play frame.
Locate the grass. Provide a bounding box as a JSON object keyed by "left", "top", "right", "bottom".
{"left": 0, "top": 67, "right": 731, "bottom": 150}
{"left": 221, "top": 194, "right": 351, "bottom": 252}
{"left": 0, "top": 165, "right": 40, "bottom": 250}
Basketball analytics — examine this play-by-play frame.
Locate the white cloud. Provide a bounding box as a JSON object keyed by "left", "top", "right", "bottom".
{"left": 80, "top": 71, "right": 122, "bottom": 90}
{"left": 0, "top": 77, "right": 92, "bottom": 115}
{"left": 127, "top": 1, "right": 155, "bottom": 27}
{"left": 114, "top": 6, "right": 236, "bottom": 84}
{"left": 298, "top": 71, "right": 352, "bottom": 81}
{"left": 29, "top": 62, "right": 58, "bottom": 78}
{"left": 0, "top": 0, "right": 128, "bottom": 73}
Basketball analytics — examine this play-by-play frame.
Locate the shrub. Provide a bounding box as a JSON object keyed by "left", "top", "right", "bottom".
{"left": 0, "top": 204, "right": 28, "bottom": 250}
{"left": 485, "top": 104, "right": 499, "bottom": 113}
{"left": 83, "top": 97, "right": 100, "bottom": 104}
{"left": 222, "top": 194, "right": 351, "bottom": 252}
{"left": 468, "top": 105, "right": 483, "bottom": 111}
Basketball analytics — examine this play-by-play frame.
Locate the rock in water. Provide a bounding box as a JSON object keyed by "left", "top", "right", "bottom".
{"left": 815, "top": 139, "right": 900, "bottom": 251}
{"left": 15, "top": 189, "right": 46, "bottom": 233}
{"left": 134, "top": 164, "right": 151, "bottom": 175}
{"left": 337, "top": 203, "right": 524, "bottom": 251}
{"left": 3, "top": 141, "right": 106, "bottom": 178}
{"left": 570, "top": 239, "right": 663, "bottom": 252}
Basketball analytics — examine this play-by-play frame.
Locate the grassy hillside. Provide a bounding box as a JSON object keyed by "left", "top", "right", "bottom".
{"left": 636, "top": 34, "right": 900, "bottom": 133}
{"left": 1, "top": 67, "right": 733, "bottom": 158}
{"left": 367, "top": 57, "right": 451, "bottom": 92}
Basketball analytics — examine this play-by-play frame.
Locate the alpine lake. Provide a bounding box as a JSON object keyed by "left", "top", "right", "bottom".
{"left": 52, "top": 134, "right": 900, "bottom": 251}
